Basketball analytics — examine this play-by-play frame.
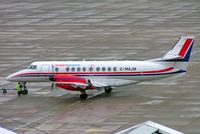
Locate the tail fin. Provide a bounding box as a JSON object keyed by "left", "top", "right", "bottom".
{"left": 162, "top": 36, "right": 194, "bottom": 61}
{"left": 158, "top": 36, "right": 195, "bottom": 72}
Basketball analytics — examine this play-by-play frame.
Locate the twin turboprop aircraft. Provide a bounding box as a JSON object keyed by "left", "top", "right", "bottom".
{"left": 6, "top": 36, "right": 195, "bottom": 99}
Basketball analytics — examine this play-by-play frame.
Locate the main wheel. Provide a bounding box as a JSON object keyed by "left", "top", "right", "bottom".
{"left": 80, "top": 93, "right": 88, "bottom": 100}
{"left": 104, "top": 87, "right": 112, "bottom": 93}
{"left": 22, "top": 90, "right": 28, "bottom": 95}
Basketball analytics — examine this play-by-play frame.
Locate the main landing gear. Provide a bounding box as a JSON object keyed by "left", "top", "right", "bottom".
{"left": 80, "top": 91, "right": 88, "bottom": 100}
{"left": 104, "top": 87, "right": 112, "bottom": 94}
{"left": 79, "top": 87, "right": 113, "bottom": 100}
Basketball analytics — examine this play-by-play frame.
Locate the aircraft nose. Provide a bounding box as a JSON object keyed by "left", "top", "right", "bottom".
{"left": 6, "top": 70, "right": 28, "bottom": 82}
{"left": 6, "top": 74, "right": 15, "bottom": 81}
{"left": 6, "top": 71, "right": 22, "bottom": 82}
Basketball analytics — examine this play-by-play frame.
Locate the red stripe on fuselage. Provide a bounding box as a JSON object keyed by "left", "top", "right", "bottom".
{"left": 15, "top": 67, "right": 174, "bottom": 76}
{"left": 178, "top": 39, "right": 193, "bottom": 57}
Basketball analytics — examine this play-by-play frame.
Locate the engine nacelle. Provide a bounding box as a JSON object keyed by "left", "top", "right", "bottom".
{"left": 49, "top": 74, "right": 94, "bottom": 91}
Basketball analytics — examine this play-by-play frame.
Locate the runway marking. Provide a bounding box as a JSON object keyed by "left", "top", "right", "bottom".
{"left": 86, "top": 128, "right": 108, "bottom": 132}
{"left": 87, "top": 90, "right": 104, "bottom": 99}
{"left": 14, "top": 100, "right": 81, "bottom": 131}
{"left": 16, "top": 127, "right": 35, "bottom": 131}
{"left": 14, "top": 114, "right": 52, "bottom": 131}
{"left": 14, "top": 90, "right": 102, "bottom": 131}
{"left": 140, "top": 100, "right": 163, "bottom": 105}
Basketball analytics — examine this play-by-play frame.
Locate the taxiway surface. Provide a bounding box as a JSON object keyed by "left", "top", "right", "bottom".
{"left": 0, "top": 0, "right": 200, "bottom": 133}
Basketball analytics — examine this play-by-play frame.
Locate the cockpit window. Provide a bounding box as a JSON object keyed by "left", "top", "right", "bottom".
{"left": 27, "top": 65, "right": 37, "bottom": 70}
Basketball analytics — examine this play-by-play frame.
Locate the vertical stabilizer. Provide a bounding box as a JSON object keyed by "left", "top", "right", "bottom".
{"left": 162, "top": 36, "right": 194, "bottom": 62}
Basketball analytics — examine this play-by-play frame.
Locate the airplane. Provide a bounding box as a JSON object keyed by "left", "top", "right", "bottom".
{"left": 6, "top": 36, "right": 194, "bottom": 99}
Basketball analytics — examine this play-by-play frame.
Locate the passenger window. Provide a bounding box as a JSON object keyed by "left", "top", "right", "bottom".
{"left": 113, "top": 67, "right": 117, "bottom": 71}
{"left": 55, "top": 67, "right": 59, "bottom": 72}
{"left": 89, "top": 67, "right": 93, "bottom": 72}
{"left": 77, "top": 67, "right": 81, "bottom": 72}
{"left": 66, "top": 67, "right": 70, "bottom": 72}
{"left": 82, "top": 67, "right": 86, "bottom": 72}
{"left": 71, "top": 67, "right": 75, "bottom": 72}
{"left": 96, "top": 67, "right": 100, "bottom": 72}
{"left": 102, "top": 67, "right": 106, "bottom": 71}
{"left": 107, "top": 67, "right": 111, "bottom": 71}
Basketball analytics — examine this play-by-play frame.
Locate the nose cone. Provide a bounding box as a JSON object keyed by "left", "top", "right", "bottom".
{"left": 6, "top": 70, "right": 24, "bottom": 82}
{"left": 6, "top": 73, "right": 16, "bottom": 82}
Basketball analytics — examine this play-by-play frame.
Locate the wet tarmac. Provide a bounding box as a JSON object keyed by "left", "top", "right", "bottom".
{"left": 0, "top": 0, "right": 200, "bottom": 133}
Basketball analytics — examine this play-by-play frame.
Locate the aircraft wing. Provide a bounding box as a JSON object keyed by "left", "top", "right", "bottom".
{"left": 89, "top": 80, "right": 107, "bottom": 88}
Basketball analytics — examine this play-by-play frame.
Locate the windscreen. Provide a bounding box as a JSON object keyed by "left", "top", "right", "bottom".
{"left": 27, "top": 65, "right": 37, "bottom": 70}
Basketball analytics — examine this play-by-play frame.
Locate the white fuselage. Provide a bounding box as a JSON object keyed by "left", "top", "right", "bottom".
{"left": 6, "top": 61, "right": 184, "bottom": 87}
